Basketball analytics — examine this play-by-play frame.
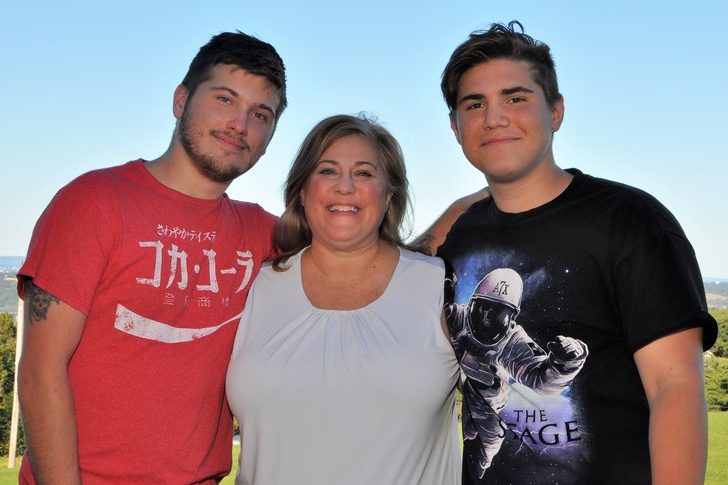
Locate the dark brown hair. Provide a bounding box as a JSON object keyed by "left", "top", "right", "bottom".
{"left": 181, "top": 31, "right": 287, "bottom": 119}
{"left": 442, "top": 21, "right": 561, "bottom": 113}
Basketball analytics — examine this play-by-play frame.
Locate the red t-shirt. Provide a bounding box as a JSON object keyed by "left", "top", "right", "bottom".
{"left": 19, "top": 160, "right": 277, "bottom": 484}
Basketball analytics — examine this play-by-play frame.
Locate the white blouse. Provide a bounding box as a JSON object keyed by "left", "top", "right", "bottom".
{"left": 226, "top": 247, "right": 460, "bottom": 485}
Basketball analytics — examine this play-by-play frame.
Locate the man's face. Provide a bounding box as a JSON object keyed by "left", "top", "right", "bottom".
{"left": 174, "top": 64, "right": 281, "bottom": 183}
{"left": 450, "top": 58, "right": 564, "bottom": 185}
{"left": 468, "top": 297, "right": 514, "bottom": 344}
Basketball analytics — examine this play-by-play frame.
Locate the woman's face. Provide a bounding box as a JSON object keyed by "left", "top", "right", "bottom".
{"left": 301, "top": 134, "right": 392, "bottom": 252}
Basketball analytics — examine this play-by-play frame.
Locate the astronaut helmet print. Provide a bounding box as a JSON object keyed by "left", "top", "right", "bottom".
{"left": 467, "top": 268, "right": 523, "bottom": 344}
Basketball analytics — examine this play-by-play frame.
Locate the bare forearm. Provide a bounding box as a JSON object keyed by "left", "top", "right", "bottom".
{"left": 19, "top": 365, "right": 82, "bottom": 484}
{"left": 19, "top": 281, "right": 85, "bottom": 483}
{"left": 410, "top": 208, "right": 462, "bottom": 256}
{"left": 411, "top": 187, "right": 490, "bottom": 255}
{"left": 647, "top": 381, "right": 707, "bottom": 485}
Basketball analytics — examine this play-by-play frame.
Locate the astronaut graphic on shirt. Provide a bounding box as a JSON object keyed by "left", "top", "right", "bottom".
{"left": 446, "top": 267, "right": 589, "bottom": 479}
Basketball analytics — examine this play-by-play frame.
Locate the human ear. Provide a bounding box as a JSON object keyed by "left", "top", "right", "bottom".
{"left": 173, "top": 85, "right": 190, "bottom": 120}
{"left": 449, "top": 113, "right": 462, "bottom": 145}
{"left": 551, "top": 95, "right": 565, "bottom": 132}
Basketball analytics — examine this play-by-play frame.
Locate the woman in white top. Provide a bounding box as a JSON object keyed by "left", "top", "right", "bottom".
{"left": 226, "top": 114, "right": 460, "bottom": 485}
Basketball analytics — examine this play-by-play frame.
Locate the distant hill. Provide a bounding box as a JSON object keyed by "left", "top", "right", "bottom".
{"left": 1, "top": 257, "right": 23, "bottom": 315}
{"left": 1, "top": 256, "right": 727, "bottom": 313}
{"left": 705, "top": 281, "right": 728, "bottom": 309}
{"left": 705, "top": 277, "right": 728, "bottom": 283}
{"left": 0, "top": 256, "right": 23, "bottom": 273}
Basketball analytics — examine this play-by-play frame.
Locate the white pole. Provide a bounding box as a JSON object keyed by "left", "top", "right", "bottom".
{"left": 8, "top": 279, "right": 23, "bottom": 469}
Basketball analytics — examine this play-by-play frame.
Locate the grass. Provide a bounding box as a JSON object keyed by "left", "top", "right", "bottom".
{"left": 707, "top": 412, "right": 728, "bottom": 485}
{"left": 3, "top": 412, "right": 728, "bottom": 483}
{"left": 220, "top": 445, "right": 240, "bottom": 485}
{"left": 0, "top": 457, "right": 21, "bottom": 483}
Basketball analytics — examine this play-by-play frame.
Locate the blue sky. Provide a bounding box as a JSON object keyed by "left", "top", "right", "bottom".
{"left": 1, "top": 1, "right": 727, "bottom": 278}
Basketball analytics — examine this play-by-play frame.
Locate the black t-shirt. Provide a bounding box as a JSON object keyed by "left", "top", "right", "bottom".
{"left": 438, "top": 169, "right": 717, "bottom": 485}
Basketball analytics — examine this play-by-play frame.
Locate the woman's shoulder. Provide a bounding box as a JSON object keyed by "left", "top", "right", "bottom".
{"left": 254, "top": 249, "right": 304, "bottom": 287}
{"left": 398, "top": 247, "right": 445, "bottom": 275}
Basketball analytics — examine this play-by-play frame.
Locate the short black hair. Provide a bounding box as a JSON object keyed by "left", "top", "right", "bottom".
{"left": 181, "top": 31, "right": 287, "bottom": 119}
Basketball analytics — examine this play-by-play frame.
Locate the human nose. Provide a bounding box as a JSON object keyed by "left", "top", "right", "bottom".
{"left": 483, "top": 105, "right": 508, "bottom": 130}
{"left": 334, "top": 173, "right": 354, "bottom": 194}
{"left": 227, "top": 110, "right": 249, "bottom": 134}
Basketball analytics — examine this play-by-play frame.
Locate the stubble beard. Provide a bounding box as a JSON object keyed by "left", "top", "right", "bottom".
{"left": 178, "top": 107, "right": 249, "bottom": 184}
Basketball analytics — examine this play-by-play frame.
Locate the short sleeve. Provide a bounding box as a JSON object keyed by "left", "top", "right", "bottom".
{"left": 256, "top": 206, "right": 279, "bottom": 261}
{"left": 615, "top": 230, "right": 717, "bottom": 351}
{"left": 18, "top": 179, "right": 116, "bottom": 315}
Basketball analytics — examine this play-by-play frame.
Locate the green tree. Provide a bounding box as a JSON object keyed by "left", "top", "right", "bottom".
{"left": 706, "top": 308, "right": 728, "bottom": 411}
{"left": 709, "top": 308, "right": 728, "bottom": 357}
{"left": 0, "top": 311, "right": 25, "bottom": 456}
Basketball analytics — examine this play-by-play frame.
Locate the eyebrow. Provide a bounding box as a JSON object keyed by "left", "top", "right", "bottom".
{"left": 317, "top": 160, "right": 379, "bottom": 169}
{"left": 502, "top": 86, "right": 535, "bottom": 96}
{"left": 457, "top": 85, "right": 535, "bottom": 106}
{"left": 210, "top": 85, "right": 277, "bottom": 116}
{"left": 457, "top": 93, "right": 485, "bottom": 107}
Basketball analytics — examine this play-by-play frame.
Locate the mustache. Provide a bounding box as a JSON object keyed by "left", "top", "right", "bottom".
{"left": 211, "top": 129, "right": 250, "bottom": 150}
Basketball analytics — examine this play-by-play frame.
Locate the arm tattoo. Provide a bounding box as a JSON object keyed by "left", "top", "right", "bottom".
{"left": 419, "top": 232, "right": 436, "bottom": 249}
{"left": 407, "top": 232, "right": 436, "bottom": 256}
{"left": 26, "top": 281, "right": 61, "bottom": 324}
